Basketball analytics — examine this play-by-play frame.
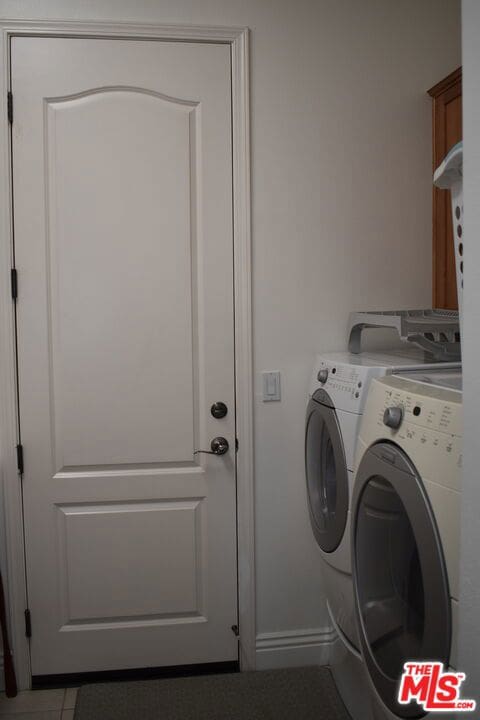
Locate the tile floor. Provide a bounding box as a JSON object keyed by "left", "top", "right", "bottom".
{"left": 0, "top": 687, "right": 77, "bottom": 720}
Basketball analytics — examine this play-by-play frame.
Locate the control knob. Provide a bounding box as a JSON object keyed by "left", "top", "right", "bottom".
{"left": 317, "top": 368, "right": 329, "bottom": 384}
{"left": 383, "top": 406, "right": 403, "bottom": 430}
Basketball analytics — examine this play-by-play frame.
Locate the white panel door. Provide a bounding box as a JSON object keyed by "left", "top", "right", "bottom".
{"left": 11, "top": 36, "right": 237, "bottom": 676}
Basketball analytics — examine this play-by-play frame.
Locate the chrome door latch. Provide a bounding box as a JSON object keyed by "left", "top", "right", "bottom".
{"left": 195, "top": 437, "right": 229, "bottom": 456}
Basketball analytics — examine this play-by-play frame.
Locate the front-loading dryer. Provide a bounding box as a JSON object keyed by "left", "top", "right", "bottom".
{"left": 305, "top": 350, "right": 459, "bottom": 650}
{"left": 352, "top": 369, "right": 462, "bottom": 719}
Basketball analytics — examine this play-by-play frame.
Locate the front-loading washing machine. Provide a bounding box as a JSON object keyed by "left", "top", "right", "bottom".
{"left": 351, "top": 369, "right": 462, "bottom": 719}
{"left": 305, "top": 352, "right": 459, "bottom": 720}
{"left": 305, "top": 350, "right": 459, "bottom": 646}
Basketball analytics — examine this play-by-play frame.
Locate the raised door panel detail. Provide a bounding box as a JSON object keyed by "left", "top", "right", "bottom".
{"left": 46, "top": 89, "right": 199, "bottom": 469}
{"left": 56, "top": 499, "right": 205, "bottom": 625}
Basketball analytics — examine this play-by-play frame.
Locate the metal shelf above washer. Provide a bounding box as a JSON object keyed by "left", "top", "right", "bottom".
{"left": 348, "top": 309, "right": 461, "bottom": 360}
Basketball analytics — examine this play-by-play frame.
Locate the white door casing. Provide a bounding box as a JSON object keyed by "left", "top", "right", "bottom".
{"left": 0, "top": 23, "right": 252, "bottom": 690}
{"left": 10, "top": 35, "right": 242, "bottom": 677}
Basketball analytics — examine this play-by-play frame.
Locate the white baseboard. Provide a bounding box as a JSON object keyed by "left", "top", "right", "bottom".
{"left": 255, "top": 627, "right": 336, "bottom": 670}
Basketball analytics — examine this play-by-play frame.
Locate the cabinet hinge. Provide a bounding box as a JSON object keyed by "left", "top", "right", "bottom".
{"left": 7, "top": 91, "right": 12, "bottom": 125}
{"left": 11, "top": 269, "right": 17, "bottom": 300}
{"left": 231, "top": 624, "right": 239, "bottom": 637}
{"left": 235, "top": 438, "right": 239, "bottom": 453}
{"left": 16, "top": 444, "right": 24, "bottom": 476}
{"left": 24, "top": 609, "right": 31, "bottom": 638}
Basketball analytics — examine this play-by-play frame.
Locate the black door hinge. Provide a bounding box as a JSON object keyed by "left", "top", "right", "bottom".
{"left": 16, "top": 444, "right": 24, "bottom": 476}
{"left": 235, "top": 438, "right": 239, "bottom": 453}
{"left": 24, "top": 609, "right": 31, "bottom": 638}
{"left": 7, "top": 91, "right": 12, "bottom": 124}
{"left": 11, "top": 269, "right": 17, "bottom": 300}
{"left": 231, "top": 624, "right": 239, "bottom": 637}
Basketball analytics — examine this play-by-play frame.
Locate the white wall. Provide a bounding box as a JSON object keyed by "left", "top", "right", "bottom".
{"left": 0, "top": 0, "right": 461, "bottom": 667}
{"left": 459, "top": 0, "right": 480, "bottom": 695}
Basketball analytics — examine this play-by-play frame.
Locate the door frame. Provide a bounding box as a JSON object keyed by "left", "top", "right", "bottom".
{"left": 0, "top": 20, "right": 253, "bottom": 688}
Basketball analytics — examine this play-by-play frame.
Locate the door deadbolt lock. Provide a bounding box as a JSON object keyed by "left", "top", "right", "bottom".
{"left": 211, "top": 402, "right": 228, "bottom": 419}
{"left": 195, "top": 437, "right": 229, "bottom": 456}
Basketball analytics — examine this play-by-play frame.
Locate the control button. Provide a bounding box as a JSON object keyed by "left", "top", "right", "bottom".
{"left": 413, "top": 406, "right": 421, "bottom": 417}
{"left": 383, "top": 406, "right": 403, "bottom": 430}
{"left": 317, "top": 368, "right": 329, "bottom": 384}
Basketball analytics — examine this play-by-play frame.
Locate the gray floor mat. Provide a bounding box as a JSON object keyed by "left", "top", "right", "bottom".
{"left": 74, "top": 666, "right": 350, "bottom": 720}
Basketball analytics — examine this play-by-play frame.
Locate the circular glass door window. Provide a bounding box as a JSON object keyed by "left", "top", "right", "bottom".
{"left": 353, "top": 443, "right": 451, "bottom": 717}
{"left": 356, "top": 476, "right": 425, "bottom": 678}
{"left": 305, "top": 394, "right": 348, "bottom": 552}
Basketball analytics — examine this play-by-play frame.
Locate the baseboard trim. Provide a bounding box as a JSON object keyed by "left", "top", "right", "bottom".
{"left": 255, "top": 627, "right": 336, "bottom": 670}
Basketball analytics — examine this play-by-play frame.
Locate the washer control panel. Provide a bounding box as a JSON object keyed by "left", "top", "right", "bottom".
{"left": 310, "top": 353, "right": 460, "bottom": 415}
{"left": 312, "top": 358, "right": 376, "bottom": 412}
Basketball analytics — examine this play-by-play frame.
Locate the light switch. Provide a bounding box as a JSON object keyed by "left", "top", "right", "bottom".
{"left": 262, "top": 371, "right": 281, "bottom": 401}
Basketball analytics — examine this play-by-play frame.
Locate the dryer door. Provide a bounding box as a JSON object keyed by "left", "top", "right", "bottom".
{"left": 352, "top": 442, "right": 451, "bottom": 718}
{"left": 305, "top": 390, "right": 348, "bottom": 552}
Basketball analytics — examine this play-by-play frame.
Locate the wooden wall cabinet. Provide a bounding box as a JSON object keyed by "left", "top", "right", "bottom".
{"left": 428, "top": 68, "right": 462, "bottom": 310}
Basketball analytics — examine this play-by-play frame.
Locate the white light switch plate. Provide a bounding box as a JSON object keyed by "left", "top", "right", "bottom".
{"left": 262, "top": 371, "right": 281, "bottom": 401}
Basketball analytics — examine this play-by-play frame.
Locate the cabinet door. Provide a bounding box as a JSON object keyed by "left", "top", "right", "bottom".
{"left": 429, "top": 68, "right": 462, "bottom": 310}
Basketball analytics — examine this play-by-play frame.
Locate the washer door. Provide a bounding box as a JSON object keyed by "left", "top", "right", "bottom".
{"left": 305, "top": 389, "right": 348, "bottom": 552}
{"left": 352, "top": 442, "right": 451, "bottom": 718}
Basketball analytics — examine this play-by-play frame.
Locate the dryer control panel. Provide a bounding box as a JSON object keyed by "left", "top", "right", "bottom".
{"left": 358, "top": 374, "right": 462, "bottom": 493}
{"left": 374, "top": 376, "right": 462, "bottom": 436}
